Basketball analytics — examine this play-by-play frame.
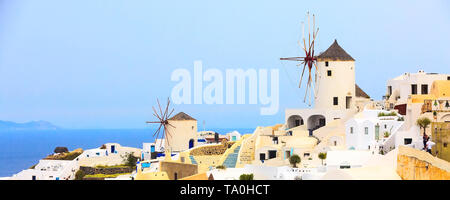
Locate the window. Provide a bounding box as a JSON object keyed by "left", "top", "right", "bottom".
{"left": 411, "top": 84, "right": 417, "bottom": 95}
{"left": 334, "top": 141, "right": 337, "bottom": 146}
{"left": 350, "top": 127, "right": 354, "bottom": 134}
{"left": 340, "top": 165, "right": 351, "bottom": 169}
{"left": 448, "top": 76, "right": 450, "bottom": 80}
{"left": 273, "top": 137, "right": 279, "bottom": 144}
{"left": 444, "top": 143, "right": 448, "bottom": 148}
{"left": 327, "top": 70, "right": 332, "bottom": 76}
{"left": 404, "top": 138, "right": 412, "bottom": 145}
{"left": 388, "top": 86, "right": 392, "bottom": 96}
{"left": 421, "top": 84, "right": 428, "bottom": 94}
{"left": 287, "top": 131, "right": 293, "bottom": 136}
{"left": 364, "top": 127, "right": 368, "bottom": 135}
{"left": 325, "top": 61, "right": 329, "bottom": 66}
{"left": 303, "top": 153, "right": 310, "bottom": 157}
{"left": 333, "top": 97, "right": 338, "bottom": 105}
{"left": 384, "top": 124, "right": 387, "bottom": 129}
{"left": 260, "top": 153, "right": 266, "bottom": 160}
{"left": 268, "top": 150, "right": 277, "bottom": 159}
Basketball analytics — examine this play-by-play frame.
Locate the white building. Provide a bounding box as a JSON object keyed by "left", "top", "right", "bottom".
{"left": 345, "top": 109, "right": 404, "bottom": 151}
{"left": 325, "top": 150, "right": 373, "bottom": 170}
{"left": 80, "top": 148, "right": 108, "bottom": 158}
{"left": 142, "top": 141, "right": 165, "bottom": 161}
{"left": 385, "top": 70, "right": 449, "bottom": 110}
{"left": 207, "top": 164, "right": 319, "bottom": 180}
{"left": 226, "top": 131, "right": 241, "bottom": 142}
{"left": 285, "top": 40, "right": 371, "bottom": 132}
{"left": 9, "top": 159, "right": 79, "bottom": 180}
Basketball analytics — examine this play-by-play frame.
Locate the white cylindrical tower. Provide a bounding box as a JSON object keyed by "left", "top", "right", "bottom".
{"left": 314, "top": 40, "right": 356, "bottom": 110}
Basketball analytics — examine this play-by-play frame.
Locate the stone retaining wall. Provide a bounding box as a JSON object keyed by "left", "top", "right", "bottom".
{"left": 397, "top": 146, "right": 450, "bottom": 180}
{"left": 190, "top": 142, "right": 235, "bottom": 156}
{"left": 79, "top": 166, "right": 133, "bottom": 175}
{"left": 160, "top": 161, "right": 198, "bottom": 180}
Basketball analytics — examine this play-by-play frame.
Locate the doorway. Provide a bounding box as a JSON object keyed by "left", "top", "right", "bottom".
{"left": 268, "top": 150, "right": 277, "bottom": 159}
{"left": 346, "top": 96, "right": 352, "bottom": 109}
{"left": 259, "top": 153, "right": 266, "bottom": 161}
{"left": 189, "top": 139, "right": 194, "bottom": 149}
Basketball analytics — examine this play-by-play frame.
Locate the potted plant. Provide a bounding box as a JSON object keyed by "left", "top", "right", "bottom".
{"left": 318, "top": 152, "right": 327, "bottom": 165}
{"left": 289, "top": 154, "right": 301, "bottom": 168}
{"left": 433, "top": 111, "right": 437, "bottom": 120}
{"left": 384, "top": 131, "right": 390, "bottom": 138}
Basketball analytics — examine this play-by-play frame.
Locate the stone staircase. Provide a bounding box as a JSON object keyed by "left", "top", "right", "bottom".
{"left": 189, "top": 155, "right": 197, "bottom": 165}
{"left": 236, "top": 131, "right": 260, "bottom": 168}
{"left": 223, "top": 145, "right": 241, "bottom": 168}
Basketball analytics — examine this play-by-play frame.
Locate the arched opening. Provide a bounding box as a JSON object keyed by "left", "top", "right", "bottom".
{"left": 441, "top": 114, "right": 450, "bottom": 122}
{"left": 287, "top": 115, "right": 304, "bottom": 129}
{"left": 188, "top": 139, "right": 194, "bottom": 149}
{"left": 307, "top": 115, "right": 326, "bottom": 131}
{"left": 174, "top": 172, "right": 178, "bottom": 180}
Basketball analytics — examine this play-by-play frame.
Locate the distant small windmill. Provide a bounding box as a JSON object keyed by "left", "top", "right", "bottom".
{"left": 280, "top": 12, "right": 319, "bottom": 106}
{"left": 146, "top": 98, "right": 175, "bottom": 147}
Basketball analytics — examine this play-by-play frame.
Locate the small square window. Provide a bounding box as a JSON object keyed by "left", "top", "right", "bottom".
{"left": 350, "top": 127, "right": 354, "bottom": 134}
{"left": 364, "top": 127, "right": 368, "bottom": 135}
{"left": 444, "top": 143, "right": 448, "bottom": 148}
{"left": 327, "top": 70, "right": 332, "bottom": 76}
{"left": 325, "top": 61, "right": 329, "bottom": 67}
{"left": 333, "top": 97, "right": 338, "bottom": 105}
{"left": 421, "top": 84, "right": 428, "bottom": 94}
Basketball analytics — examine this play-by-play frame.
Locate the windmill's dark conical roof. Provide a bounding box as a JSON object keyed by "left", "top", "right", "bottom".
{"left": 317, "top": 39, "right": 355, "bottom": 61}
{"left": 168, "top": 112, "right": 196, "bottom": 121}
{"left": 355, "top": 84, "right": 370, "bottom": 99}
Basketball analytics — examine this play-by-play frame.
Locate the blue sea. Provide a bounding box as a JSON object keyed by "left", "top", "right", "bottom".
{"left": 0, "top": 128, "right": 254, "bottom": 177}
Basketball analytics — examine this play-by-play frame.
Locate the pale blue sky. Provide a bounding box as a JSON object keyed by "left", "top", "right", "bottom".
{"left": 0, "top": 0, "right": 449, "bottom": 129}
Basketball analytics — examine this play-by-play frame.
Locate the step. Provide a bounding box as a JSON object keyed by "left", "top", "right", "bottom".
{"left": 189, "top": 155, "right": 197, "bottom": 165}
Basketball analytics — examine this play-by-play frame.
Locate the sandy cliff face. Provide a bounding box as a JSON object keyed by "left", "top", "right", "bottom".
{"left": 396, "top": 146, "right": 450, "bottom": 180}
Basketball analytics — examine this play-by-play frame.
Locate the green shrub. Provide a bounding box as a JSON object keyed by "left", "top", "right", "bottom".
{"left": 95, "top": 164, "right": 129, "bottom": 169}
{"left": 289, "top": 154, "right": 301, "bottom": 168}
{"left": 216, "top": 165, "right": 226, "bottom": 170}
{"left": 75, "top": 170, "right": 86, "bottom": 180}
{"left": 121, "top": 152, "right": 139, "bottom": 168}
{"left": 378, "top": 111, "right": 397, "bottom": 117}
{"left": 239, "top": 174, "right": 254, "bottom": 180}
{"left": 84, "top": 173, "right": 130, "bottom": 178}
{"left": 318, "top": 152, "right": 327, "bottom": 165}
